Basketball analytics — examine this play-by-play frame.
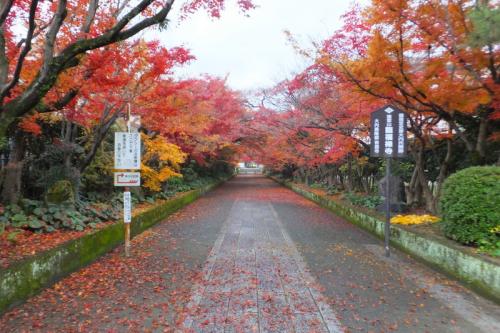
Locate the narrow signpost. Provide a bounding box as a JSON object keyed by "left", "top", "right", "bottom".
{"left": 370, "top": 105, "right": 407, "bottom": 257}
{"left": 114, "top": 108, "right": 141, "bottom": 257}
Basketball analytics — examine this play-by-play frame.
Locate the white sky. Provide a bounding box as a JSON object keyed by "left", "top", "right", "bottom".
{"left": 145, "top": 0, "right": 368, "bottom": 91}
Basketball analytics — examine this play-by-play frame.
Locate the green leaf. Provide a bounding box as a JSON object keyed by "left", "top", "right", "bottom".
{"left": 42, "top": 214, "right": 53, "bottom": 222}
{"left": 28, "top": 218, "right": 43, "bottom": 229}
{"left": 33, "top": 207, "right": 44, "bottom": 217}
{"left": 7, "top": 230, "right": 22, "bottom": 242}
{"left": 12, "top": 213, "right": 27, "bottom": 223}
{"left": 53, "top": 212, "right": 65, "bottom": 221}
{"left": 9, "top": 205, "right": 22, "bottom": 214}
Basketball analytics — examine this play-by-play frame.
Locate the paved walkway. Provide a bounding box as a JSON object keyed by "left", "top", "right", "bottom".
{"left": 179, "top": 201, "right": 342, "bottom": 332}
{"left": 1, "top": 175, "right": 499, "bottom": 333}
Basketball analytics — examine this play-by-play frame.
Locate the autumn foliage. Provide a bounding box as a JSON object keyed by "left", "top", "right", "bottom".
{"left": 248, "top": 0, "right": 499, "bottom": 213}
{"left": 0, "top": 0, "right": 254, "bottom": 205}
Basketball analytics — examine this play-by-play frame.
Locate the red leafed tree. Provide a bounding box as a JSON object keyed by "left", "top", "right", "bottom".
{"left": 141, "top": 76, "right": 246, "bottom": 166}
{"left": 0, "top": 0, "right": 255, "bottom": 138}
{"left": 252, "top": 1, "right": 498, "bottom": 213}
{"left": 64, "top": 40, "right": 193, "bottom": 174}
{"left": 0, "top": 0, "right": 254, "bottom": 203}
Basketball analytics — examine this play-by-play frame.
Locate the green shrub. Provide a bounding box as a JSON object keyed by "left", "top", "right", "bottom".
{"left": 326, "top": 186, "right": 339, "bottom": 195}
{"left": 310, "top": 182, "right": 327, "bottom": 189}
{"left": 440, "top": 166, "right": 500, "bottom": 253}
{"left": 343, "top": 192, "right": 382, "bottom": 209}
{"left": 45, "top": 180, "right": 74, "bottom": 204}
{"left": 0, "top": 197, "right": 121, "bottom": 233}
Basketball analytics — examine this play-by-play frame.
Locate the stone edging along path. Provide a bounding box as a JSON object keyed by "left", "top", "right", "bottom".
{"left": 0, "top": 179, "right": 226, "bottom": 315}
{"left": 271, "top": 177, "right": 500, "bottom": 304}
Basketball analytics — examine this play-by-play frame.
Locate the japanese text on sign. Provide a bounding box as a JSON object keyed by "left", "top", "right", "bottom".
{"left": 114, "top": 172, "right": 141, "bottom": 187}
{"left": 114, "top": 132, "right": 141, "bottom": 170}
{"left": 123, "top": 191, "right": 132, "bottom": 223}
{"left": 370, "top": 105, "right": 407, "bottom": 158}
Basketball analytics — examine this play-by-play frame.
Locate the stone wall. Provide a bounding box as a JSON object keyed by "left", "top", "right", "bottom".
{"left": 274, "top": 178, "right": 500, "bottom": 304}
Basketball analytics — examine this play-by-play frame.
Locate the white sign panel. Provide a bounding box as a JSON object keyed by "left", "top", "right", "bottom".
{"left": 385, "top": 113, "right": 393, "bottom": 155}
{"left": 397, "top": 113, "right": 405, "bottom": 155}
{"left": 114, "top": 172, "right": 141, "bottom": 187}
{"left": 373, "top": 119, "right": 380, "bottom": 155}
{"left": 123, "top": 191, "right": 132, "bottom": 223}
{"left": 114, "top": 132, "right": 141, "bottom": 170}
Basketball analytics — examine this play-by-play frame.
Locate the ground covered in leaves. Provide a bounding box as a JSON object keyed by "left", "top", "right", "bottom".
{"left": 0, "top": 221, "right": 114, "bottom": 269}
{"left": 0, "top": 194, "right": 187, "bottom": 269}
{"left": 1, "top": 176, "right": 499, "bottom": 332}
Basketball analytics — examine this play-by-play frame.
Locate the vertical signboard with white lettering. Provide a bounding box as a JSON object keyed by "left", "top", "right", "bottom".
{"left": 123, "top": 191, "right": 132, "bottom": 223}
{"left": 370, "top": 105, "right": 408, "bottom": 257}
{"left": 370, "top": 106, "right": 407, "bottom": 158}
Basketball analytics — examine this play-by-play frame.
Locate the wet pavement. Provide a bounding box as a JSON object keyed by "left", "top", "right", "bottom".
{"left": 1, "top": 175, "right": 499, "bottom": 332}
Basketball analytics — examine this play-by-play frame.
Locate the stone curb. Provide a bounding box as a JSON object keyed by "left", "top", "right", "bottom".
{"left": 272, "top": 177, "right": 500, "bottom": 304}
{"left": 0, "top": 179, "right": 226, "bottom": 314}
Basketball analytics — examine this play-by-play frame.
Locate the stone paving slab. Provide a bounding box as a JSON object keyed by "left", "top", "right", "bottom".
{"left": 3, "top": 176, "right": 499, "bottom": 332}
{"left": 180, "top": 200, "right": 344, "bottom": 332}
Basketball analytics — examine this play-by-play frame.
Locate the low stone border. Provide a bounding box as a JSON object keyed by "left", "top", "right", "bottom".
{"left": 0, "top": 180, "right": 225, "bottom": 314}
{"left": 273, "top": 178, "right": 500, "bottom": 304}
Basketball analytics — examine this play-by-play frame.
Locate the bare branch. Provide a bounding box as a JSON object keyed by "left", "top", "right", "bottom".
{"left": 0, "top": 27, "right": 8, "bottom": 86}
{"left": 81, "top": 0, "right": 99, "bottom": 34}
{"left": 40, "top": 0, "right": 68, "bottom": 76}
{"left": 0, "top": 0, "right": 14, "bottom": 26}
{"left": 0, "top": 0, "right": 39, "bottom": 102}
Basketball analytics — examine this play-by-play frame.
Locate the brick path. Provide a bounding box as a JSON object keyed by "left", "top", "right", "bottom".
{"left": 180, "top": 200, "right": 343, "bottom": 332}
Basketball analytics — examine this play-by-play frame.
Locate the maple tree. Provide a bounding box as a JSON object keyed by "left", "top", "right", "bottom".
{"left": 0, "top": 0, "right": 254, "bottom": 204}
{"left": 141, "top": 76, "right": 247, "bottom": 167}
{"left": 0, "top": 38, "right": 193, "bottom": 203}
{"left": 253, "top": 0, "right": 499, "bottom": 213}
{"left": 141, "top": 133, "right": 186, "bottom": 192}
{"left": 0, "top": 0, "right": 255, "bottom": 138}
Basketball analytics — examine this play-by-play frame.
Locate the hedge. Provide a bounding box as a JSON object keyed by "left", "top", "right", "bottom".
{"left": 440, "top": 166, "right": 500, "bottom": 253}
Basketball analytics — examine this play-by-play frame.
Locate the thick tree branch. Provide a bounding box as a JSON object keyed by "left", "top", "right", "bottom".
{"left": 81, "top": 0, "right": 99, "bottom": 34}
{"left": 0, "top": 26, "right": 7, "bottom": 86}
{"left": 41, "top": 0, "right": 68, "bottom": 77}
{"left": 0, "top": 0, "right": 39, "bottom": 102}
{"left": 36, "top": 89, "right": 79, "bottom": 113}
{"left": 0, "top": 0, "right": 174, "bottom": 138}
{"left": 79, "top": 105, "right": 122, "bottom": 173}
{"left": 0, "top": 0, "right": 14, "bottom": 26}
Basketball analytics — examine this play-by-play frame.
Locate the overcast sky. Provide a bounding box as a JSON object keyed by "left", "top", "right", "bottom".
{"left": 146, "top": 0, "right": 367, "bottom": 92}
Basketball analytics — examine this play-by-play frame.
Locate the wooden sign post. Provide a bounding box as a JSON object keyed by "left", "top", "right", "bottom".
{"left": 114, "top": 107, "right": 141, "bottom": 257}
{"left": 370, "top": 105, "right": 407, "bottom": 257}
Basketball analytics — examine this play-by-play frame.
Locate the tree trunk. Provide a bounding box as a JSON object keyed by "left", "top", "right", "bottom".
{"left": 0, "top": 133, "right": 25, "bottom": 204}
{"left": 404, "top": 166, "right": 419, "bottom": 207}
{"left": 434, "top": 139, "right": 452, "bottom": 209}
{"left": 475, "top": 116, "right": 488, "bottom": 161}
{"left": 327, "top": 168, "right": 334, "bottom": 187}
{"left": 415, "top": 146, "right": 436, "bottom": 213}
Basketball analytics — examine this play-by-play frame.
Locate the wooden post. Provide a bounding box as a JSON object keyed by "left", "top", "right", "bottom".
{"left": 125, "top": 105, "right": 132, "bottom": 258}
